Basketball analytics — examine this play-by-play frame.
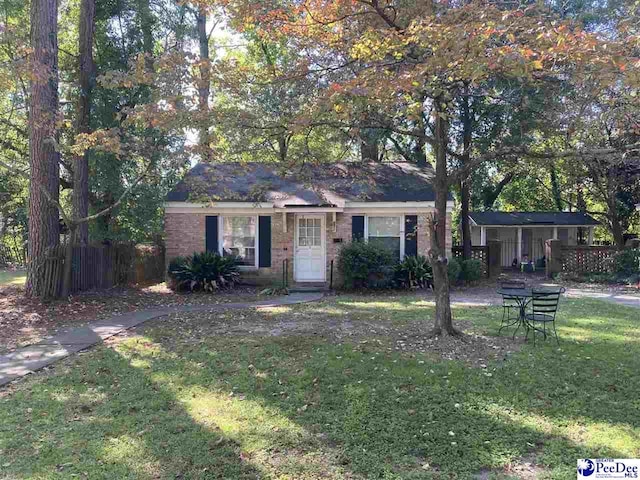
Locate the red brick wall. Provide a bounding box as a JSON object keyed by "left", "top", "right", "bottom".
{"left": 164, "top": 212, "right": 206, "bottom": 260}
{"left": 164, "top": 210, "right": 451, "bottom": 286}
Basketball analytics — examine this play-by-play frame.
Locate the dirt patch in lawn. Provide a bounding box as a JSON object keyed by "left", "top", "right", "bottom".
{"left": 0, "top": 283, "right": 261, "bottom": 354}
{"left": 140, "top": 300, "right": 521, "bottom": 367}
{"left": 474, "top": 452, "right": 550, "bottom": 480}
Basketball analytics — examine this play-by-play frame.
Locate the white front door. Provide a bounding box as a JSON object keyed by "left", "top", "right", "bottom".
{"left": 294, "top": 214, "right": 326, "bottom": 282}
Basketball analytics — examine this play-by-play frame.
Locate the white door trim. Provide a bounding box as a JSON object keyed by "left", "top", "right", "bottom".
{"left": 294, "top": 213, "right": 326, "bottom": 282}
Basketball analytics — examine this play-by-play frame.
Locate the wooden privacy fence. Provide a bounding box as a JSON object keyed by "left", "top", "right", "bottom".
{"left": 560, "top": 245, "right": 618, "bottom": 274}
{"left": 451, "top": 246, "right": 489, "bottom": 276}
{"left": 38, "top": 242, "right": 165, "bottom": 299}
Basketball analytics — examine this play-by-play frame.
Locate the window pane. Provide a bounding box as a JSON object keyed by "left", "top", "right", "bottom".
{"left": 368, "top": 216, "right": 400, "bottom": 260}
{"left": 298, "top": 218, "right": 322, "bottom": 247}
{"left": 368, "top": 217, "right": 400, "bottom": 237}
{"left": 298, "top": 221, "right": 306, "bottom": 246}
{"left": 369, "top": 237, "right": 401, "bottom": 261}
{"left": 223, "top": 216, "right": 256, "bottom": 266}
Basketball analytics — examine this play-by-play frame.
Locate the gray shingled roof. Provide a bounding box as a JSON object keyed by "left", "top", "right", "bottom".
{"left": 166, "top": 162, "right": 447, "bottom": 206}
{"left": 469, "top": 211, "right": 600, "bottom": 226}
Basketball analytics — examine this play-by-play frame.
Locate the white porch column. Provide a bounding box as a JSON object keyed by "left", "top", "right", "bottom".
{"left": 588, "top": 226, "right": 594, "bottom": 245}
{"left": 517, "top": 227, "right": 523, "bottom": 264}
{"left": 480, "top": 226, "right": 487, "bottom": 246}
{"left": 553, "top": 227, "right": 558, "bottom": 240}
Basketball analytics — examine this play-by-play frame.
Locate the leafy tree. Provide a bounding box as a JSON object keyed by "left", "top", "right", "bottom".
{"left": 27, "top": 0, "right": 60, "bottom": 296}
{"left": 219, "top": 0, "right": 636, "bottom": 337}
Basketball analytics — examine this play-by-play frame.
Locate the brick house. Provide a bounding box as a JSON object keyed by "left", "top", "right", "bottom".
{"left": 164, "top": 162, "right": 453, "bottom": 287}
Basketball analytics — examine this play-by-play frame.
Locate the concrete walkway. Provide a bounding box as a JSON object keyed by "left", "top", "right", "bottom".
{"left": 0, "top": 292, "right": 323, "bottom": 387}
{"left": 563, "top": 288, "right": 640, "bottom": 309}
{"left": 448, "top": 286, "right": 640, "bottom": 310}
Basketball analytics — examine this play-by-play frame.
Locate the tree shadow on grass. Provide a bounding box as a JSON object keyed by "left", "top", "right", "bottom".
{"left": 0, "top": 347, "right": 267, "bottom": 479}
{"left": 126, "top": 325, "right": 634, "bottom": 479}
{"left": 1, "top": 294, "right": 637, "bottom": 479}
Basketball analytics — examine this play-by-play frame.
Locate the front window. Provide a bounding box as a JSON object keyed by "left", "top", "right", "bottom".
{"left": 222, "top": 216, "right": 256, "bottom": 266}
{"left": 368, "top": 216, "right": 401, "bottom": 260}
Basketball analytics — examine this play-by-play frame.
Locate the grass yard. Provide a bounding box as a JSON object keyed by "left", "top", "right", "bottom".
{"left": 0, "top": 269, "right": 26, "bottom": 286}
{"left": 0, "top": 294, "right": 638, "bottom": 479}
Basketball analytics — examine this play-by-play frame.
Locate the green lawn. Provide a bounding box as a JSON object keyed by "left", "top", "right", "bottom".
{"left": 0, "top": 269, "right": 26, "bottom": 286}
{"left": 0, "top": 295, "right": 638, "bottom": 479}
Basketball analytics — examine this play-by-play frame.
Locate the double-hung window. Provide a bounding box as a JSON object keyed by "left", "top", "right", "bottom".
{"left": 221, "top": 216, "right": 257, "bottom": 267}
{"left": 367, "top": 216, "right": 403, "bottom": 261}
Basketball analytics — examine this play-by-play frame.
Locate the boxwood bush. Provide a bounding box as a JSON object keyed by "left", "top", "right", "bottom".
{"left": 168, "top": 251, "right": 240, "bottom": 292}
{"left": 447, "top": 257, "right": 462, "bottom": 284}
{"left": 613, "top": 249, "right": 640, "bottom": 276}
{"left": 461, "top": 259, "right": 483, "bottom": 283}
{"left": 337, "top": 241, "right": 395, "bottom": 289}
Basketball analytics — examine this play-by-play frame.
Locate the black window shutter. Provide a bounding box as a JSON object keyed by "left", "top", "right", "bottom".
{"left": 258, "top": 216, "right": 272, "bottom": 267}
{"left": 352, "top": 215, "right": 365, "bottom": 241}
{"left": 205, "top": 216, "right": 219, "bottom": 253}
{"left": 405, "top": 215, "right": 418, "bottom": 257}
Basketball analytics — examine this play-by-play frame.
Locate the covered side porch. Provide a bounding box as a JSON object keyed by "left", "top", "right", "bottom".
{"left": 467, "top": 212, "right": 600, "bottom": 268}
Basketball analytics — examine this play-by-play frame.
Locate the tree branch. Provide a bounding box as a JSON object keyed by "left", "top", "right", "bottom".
{"left": 360, "top": 0, "right": 403, "bottom": 32}
{"left": 449, "top": 143, "right": 640, "bottom": 185}
{"left": 0, "top": 158, "right": 29, "bottom": 177}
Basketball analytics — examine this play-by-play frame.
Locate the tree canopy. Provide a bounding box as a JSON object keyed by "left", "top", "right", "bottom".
{"left": 1, "top": 0, "right": 638, "bottom": 324}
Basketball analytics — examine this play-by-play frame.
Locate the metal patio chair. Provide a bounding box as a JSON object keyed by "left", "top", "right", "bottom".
{"left": 525, "top": 288, "right": 565, "bottom": 345}
{"left": 498, "top": 280, "right": 526, "bottom": 335}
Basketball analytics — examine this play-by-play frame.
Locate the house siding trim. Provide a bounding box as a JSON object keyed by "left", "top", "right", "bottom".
{"left": 165, "top": 201, "right": 452, "bottom": 214}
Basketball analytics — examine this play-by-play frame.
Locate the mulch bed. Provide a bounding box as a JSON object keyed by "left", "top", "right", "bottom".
{"left": 0, "top": 283, "right": 261, "bottom": 354}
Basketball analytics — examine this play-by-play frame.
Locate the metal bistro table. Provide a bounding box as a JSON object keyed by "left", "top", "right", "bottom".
{"left": 496, "top": 287, "right": 558, "bottom": 339}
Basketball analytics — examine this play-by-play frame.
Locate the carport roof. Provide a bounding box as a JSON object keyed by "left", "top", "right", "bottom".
{"left": 469, "top": 211, "right": 600, "bottom": 226}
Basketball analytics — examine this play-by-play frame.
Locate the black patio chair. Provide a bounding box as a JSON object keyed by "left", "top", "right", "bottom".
{"left": 525, "top": 288, "right": 565, "bottom": 345}
{"left": 498, "top": 280, "right": 526, "bottom": 335}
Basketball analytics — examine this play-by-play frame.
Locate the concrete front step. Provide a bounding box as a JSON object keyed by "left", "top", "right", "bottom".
{"left": 289, "top": 283, "right": 330, "bottom": 293}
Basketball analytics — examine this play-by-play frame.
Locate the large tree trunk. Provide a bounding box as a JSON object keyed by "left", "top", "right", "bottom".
{"left": 278, "top": 134, "right": 289, "bottom": 162}
{"left": 72, "top": 0, "right": 95, "bottom": 246}
{"left": 460, "top": 180, "right": 472, "bottom": 258}
{"left": 26, "top": 0, "right": 60, "bottom": 297}
{"left": 609, "top": 212, "right": 626, "bottom": 249}
{"left": 360, "top": 134, "right": 379, "bottom": 161}
{"left": 197, "top": 6, "right": 212, "bottom": 162}
{"left": 414, "top": 134, "right": 427, "bottom": 167}
{"left": 550, "top": 165, "right": 563, "bottom": 211}
{"left": 138, "top": 0, "right": 154, "bottom": 72}
{"left": 429, "top": 100, "right": 459, "bottom": 337}
{"left": 460, "top": 91, "right": 472, "bottom": 259}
